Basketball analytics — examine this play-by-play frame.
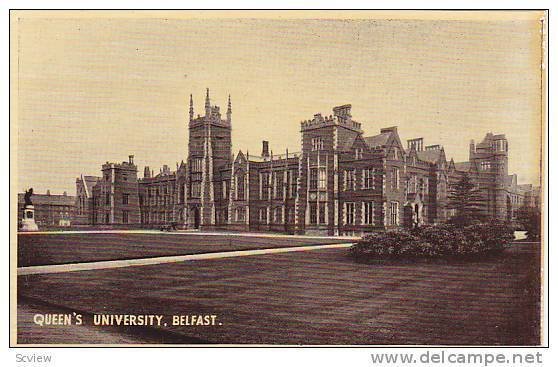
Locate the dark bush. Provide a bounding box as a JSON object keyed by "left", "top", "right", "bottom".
{"left": 350, "top": 223, "right": 514, "bottom": 262}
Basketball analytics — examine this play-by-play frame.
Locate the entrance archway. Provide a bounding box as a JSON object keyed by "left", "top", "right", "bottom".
{"left": 403, "top": 205, "right": 413, "bottom": 228}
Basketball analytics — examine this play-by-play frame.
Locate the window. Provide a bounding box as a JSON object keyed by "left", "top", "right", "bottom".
{"left": 344, "top": 202, "right": 355, "bottom": 225}
{"left": 287, "top": 207, "right": 295, "bottom": 223}
{"left": 236, "top": 173, "right": 245, "bottom": 200}
{"left": 310, "top": 168, "right": 318, "bottom": 190}
{"left": 408, "top": 174, "right": 417, "bottom": 193}
{"left": 363, "top": 202, "right": 374, "bottom": 225}
{"left": 318, "top": 202, "right": 326, "bottom": 224}
{"left": 391, "top": 167, "right": 400, "bottom": 190}
{"left": 311, "top": 137, "right": 324, "bottom": 151}
{"left": 105, "top": 192, "right": 110, "bottom": 205}
{"left": 236, "top": 207, "right": 245, "bottom": 222}
{"left": 105, "top": 213, "right": 110, "bottom": 224}
{"left": 290, "top": 170, "right": 298, "bottom": 198}
{"left": 259, "top": 208, "right": 267, "bottom": 223}
{"left": 344, "top": 170, "right": 356, "bottom": 191}
{"left": 355, "top": 148, "right": 363, "bottom": 159}
{"left": 122, "top": 210, "right": 129, "bottom": 224}
{"left": 275, "top": 172, "right": 284, "bottom": 199}
{"left": 389, "top": 201, "right": 399, "bottom": 226}
{"left": 418, "top": 178, "right": 425, "bottom": 196}
{"left": 274, "top": 207, "right": 283, "bottom": 223}
{"left": 390, "top": 147, "right": 399, "bottom": 160}
{"left": 122, "top": 193, "right": 129, "bottom": 205}
{"left": 309, "top": 203, "right": 317, "bottom": 224}
{"left": 480, "top": 161, "right": 491, "bottom": 170}
{"left": 260, "top": 172, "right": 270, "bottom": 200}
{"left": 191, "top": 182, "right": 201, "bottom": 198}
{"left": 222, "top": 181, "right": 228, "bottom": 199}
{"left": 191, "top": 158, "right": 203, "bottom": 172}
{"left": 362, "top": 169, "right": 375, "bottom": 189}
{"left": 318, "top": 167, "right": 326, "bottom": 189}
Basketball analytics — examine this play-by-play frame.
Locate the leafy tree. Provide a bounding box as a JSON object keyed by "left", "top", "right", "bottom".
{"left": 516, "top": 203, "right": 541, "bottom": 241}
{"left": 447, "top": 174, "right": 486, "bottom": 226}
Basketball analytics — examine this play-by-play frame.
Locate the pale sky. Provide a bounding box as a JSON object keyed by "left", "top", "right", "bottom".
{"left": 13, "top": 12, "right": 544, "bottom": 195}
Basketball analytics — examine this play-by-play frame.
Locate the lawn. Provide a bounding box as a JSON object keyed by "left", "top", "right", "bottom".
{"left": 17, "top": 241, "right": 540, "bottom": 345}
{"left": 17, "top": 232, "right": 351, "bottom": 267}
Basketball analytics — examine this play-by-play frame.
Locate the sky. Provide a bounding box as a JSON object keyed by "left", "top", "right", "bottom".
{"left": 13, "top": 12, "right": 544, "bottom": 195}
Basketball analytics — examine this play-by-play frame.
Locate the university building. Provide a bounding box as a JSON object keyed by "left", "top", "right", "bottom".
{"left": 17, "top": 190, "right": 75, "bottom": 228}
{"left": 75, "top": 90, "right": 539, "bottom": 235}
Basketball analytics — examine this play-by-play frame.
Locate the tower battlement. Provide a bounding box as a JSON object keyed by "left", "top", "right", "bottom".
{"left": 300, "top": 105, "right": 362, "bottom": 132}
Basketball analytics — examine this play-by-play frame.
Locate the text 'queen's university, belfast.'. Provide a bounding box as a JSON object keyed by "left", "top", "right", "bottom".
{"left": 73, "top": 89, "right": 540, "bottom": 236}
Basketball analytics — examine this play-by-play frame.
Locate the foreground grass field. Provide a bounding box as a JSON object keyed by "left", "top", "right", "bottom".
{"left": 17, "top": 232, "right": 350, "bottom": 266}
{"left": 17, "top": 234, "right": 540, "bottom": 345}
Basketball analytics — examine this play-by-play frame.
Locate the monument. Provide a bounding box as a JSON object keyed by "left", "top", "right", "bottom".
{"left": 20, "top": 188, "right": 38, "bottom": 232}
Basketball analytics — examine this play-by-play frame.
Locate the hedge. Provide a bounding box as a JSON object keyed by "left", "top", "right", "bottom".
{"left": 349, "top": 223, "right": 514, "bottom": 261}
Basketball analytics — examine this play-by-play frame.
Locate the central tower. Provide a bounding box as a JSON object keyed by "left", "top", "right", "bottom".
{"left": 186, "top": 89, "right": 232, "bottom": 228}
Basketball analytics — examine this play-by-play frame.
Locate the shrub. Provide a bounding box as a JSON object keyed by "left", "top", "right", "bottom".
{"left": 516, "top": 205, "right": 541, "bottom": 241}
{"left": 350, "top": 223, "right": 513, "bottom": 262}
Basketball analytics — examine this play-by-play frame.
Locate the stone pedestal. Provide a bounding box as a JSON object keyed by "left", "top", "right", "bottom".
{"left": 21, "top": 205, "right": 39, "bottom": 232}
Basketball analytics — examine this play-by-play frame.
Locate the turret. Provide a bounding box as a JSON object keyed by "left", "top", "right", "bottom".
{"left": 189, "top": 94, "right": 194, "bottom": 122}
{"left": 469, "top": 140, "right": 475, "bottom": 160}
{"left": 226, "top": 94, "right": 232, "bottom": 123}
{"left": 205, "top": 88, "right": 211, "bottom": 117}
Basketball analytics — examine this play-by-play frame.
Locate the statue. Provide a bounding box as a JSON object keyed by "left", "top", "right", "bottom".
{"left": 21, "top": 187, "right": 38, "bottom": 231}
{"left": 24, "top": 188, "right": 33, "bottom": 206}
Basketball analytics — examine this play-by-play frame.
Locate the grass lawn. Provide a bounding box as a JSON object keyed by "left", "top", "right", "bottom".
{"left": 17, "top": 232, "right": 351, "bottom": 267}
{"left": 17, "top": 241, "right": 540, "bottom": 345}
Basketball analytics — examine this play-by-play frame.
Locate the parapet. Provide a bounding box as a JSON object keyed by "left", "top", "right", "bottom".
{"left": 301, "top": 105, "right": 362, "bottom": 132}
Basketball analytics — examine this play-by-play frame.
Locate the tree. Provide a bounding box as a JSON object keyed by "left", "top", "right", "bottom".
{"left": 446, "top": 174, "right": 486, "bottom": 226}
{"left": 516, "top": 203, "right": 541, "bottom": 241}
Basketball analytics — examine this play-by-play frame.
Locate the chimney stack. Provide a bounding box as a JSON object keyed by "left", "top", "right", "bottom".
{"left": 129, "top": 155, "right": 134, "bottom": 165}
{"left": 261, "top": 141, "right": 270, "bottom": 159}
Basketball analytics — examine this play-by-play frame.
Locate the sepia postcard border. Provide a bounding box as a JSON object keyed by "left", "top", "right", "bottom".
{"left": 8, "top": 8, "right": 550, "bottom": 348}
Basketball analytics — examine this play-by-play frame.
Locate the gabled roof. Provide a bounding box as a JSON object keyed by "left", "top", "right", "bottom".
{"left": 448, "top": 158, "right": 456, "bottom": 170}
{"left": 81, "top": 176, "right": 100, "bottom": 198}
{"left": 341, "top": 134, "right": 358, "bottom": 151}
{"left": 341, "top": 133, "right": 368, "bottom": 152}
{"left": 363, "top": 132, "right": 391, "bottom": 149}
{"left": 454, "top": 161, "right": 471, "bottom": 172}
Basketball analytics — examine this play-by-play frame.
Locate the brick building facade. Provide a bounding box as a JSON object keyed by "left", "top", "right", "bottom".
{"left": 76, "top": 91, "right": 539, "bottom": 234}
{"left": 18, "top": 191, "right": 75, "bottom": 229}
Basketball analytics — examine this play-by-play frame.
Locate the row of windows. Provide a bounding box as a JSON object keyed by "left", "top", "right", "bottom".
{"left": 94, "top": 211, "right": 130, "bottom": 224}
{"left": 146, "top": 185, "right": 174, "bottom": 197}
{"left": 343, "top": 169, "right": 380, "bottom": 191}
{"left": 311, "top": 137, "right": 324, "bottom": 151}
{"left": 258, "top": 207, "right": 295, "bottom": 224}
{"left": 260, "top": 170, "right": 298, "bottom": 199}
{"left": 309, "top": 168, "right": 327, "bottom": 190}
{"left": 140, "top": 193, "right": 176, "bottom": 206}
{"left": 191, "top": 158, "right": 203, "bottom": 173}
{"left": 341, "top": 201, "right": 400, "bottom": 226}
{"left": 342, "top": 202, "right": 377, "bottom": 225}
{"left": 141, "top": 211, "right": 175, "bottom": 223}
{"left": 405, "top": 174, "right": 428, "bottom": 195}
